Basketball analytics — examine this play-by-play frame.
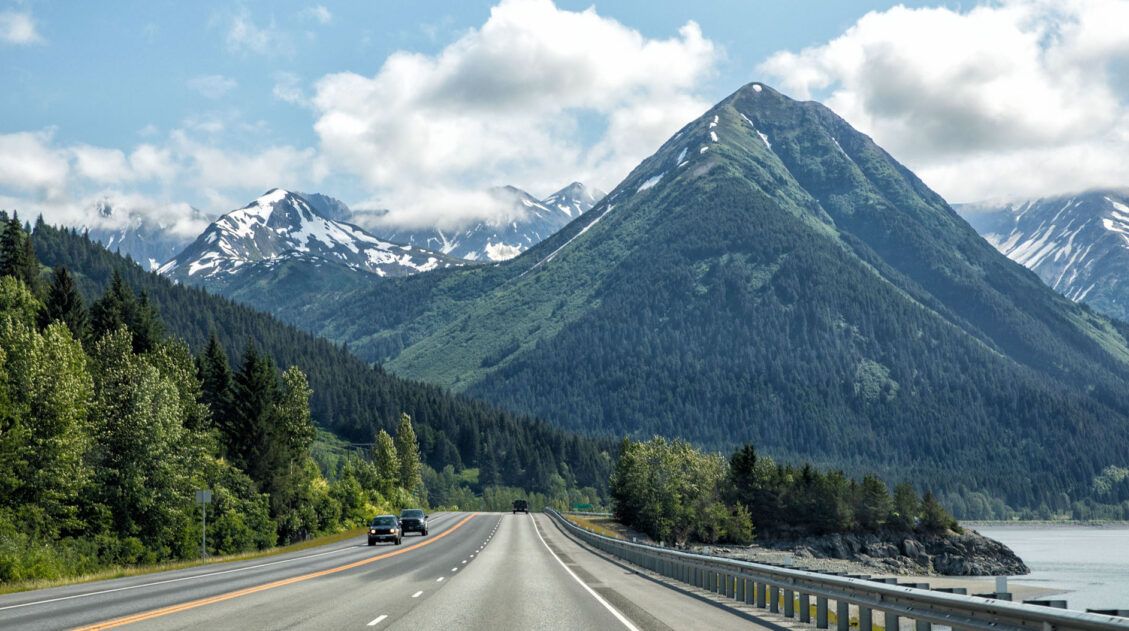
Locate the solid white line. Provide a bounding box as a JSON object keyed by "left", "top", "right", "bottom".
{"left": 411, "top": 590, "right": 423, "bottom": 598}
{"left": 367, "top": 614, "right": 388, "bottom": 626}
{"left": 529, "top": 514, "right": 640, "bottom": 631}
{"left": 0, "top": 513, "right": 462, "bottom": 613}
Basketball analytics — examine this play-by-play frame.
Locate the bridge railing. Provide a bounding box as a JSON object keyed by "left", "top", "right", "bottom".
{"left": 544, "top": 509, "right": 1129, "bottom": 631}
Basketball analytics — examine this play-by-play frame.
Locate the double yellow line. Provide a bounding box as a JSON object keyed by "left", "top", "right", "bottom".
{"left": 74, "top": 513, "right": 478, "bottom": 630}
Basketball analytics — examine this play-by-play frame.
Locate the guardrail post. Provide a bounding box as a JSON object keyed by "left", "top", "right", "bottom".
{"left": 744, "top": 578, "right": 755, "bottom": 605}
{"left": 836, "top": 599, "right": 849, "bottom": 631}
{"left": 757, "top": 581, "right": 767, "bottom": 608}
{"left": 724, "top": 574, "right": 733, "bottom": 598}
{"left": 784, "top": 589, "right": 795, "bottom": 617}
{"left": 817, "top": 596, "right": 828, "bottom": 629}
{"left": 915, "top": 619, "right": 931, "bottom": 631}
{"left": 770, "top": 585, "right": 780, "bottom": 613}
{"left": 799, "top": 592, "right": 811, "bottom": 623}
{"left": 859, "top": 606, "right": 872, "bottom": 631}
{"left": 886, "top": 612, "right": 900, "bottom": 631}
{"left": 736, "top": 576, "right": 746, "bottom": 602}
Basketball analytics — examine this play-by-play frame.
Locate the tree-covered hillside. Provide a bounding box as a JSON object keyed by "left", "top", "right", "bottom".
{"left": 216, "top": 84, "right": 1129, "bottom": 515}
{"left": 27, "top": 220, "right": 613, "bottom": 498}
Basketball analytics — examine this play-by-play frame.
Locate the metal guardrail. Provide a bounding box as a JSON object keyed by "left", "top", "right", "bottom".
{"left": 545, "top": 509, "right": 1129, "bottom": 631}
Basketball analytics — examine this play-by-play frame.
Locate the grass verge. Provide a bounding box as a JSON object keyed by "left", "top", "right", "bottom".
{"left": 0, "top": 527, "right": 366, "bottom": 597}
{"left": 563, "top": 513, "right": 624, "bottom": 539}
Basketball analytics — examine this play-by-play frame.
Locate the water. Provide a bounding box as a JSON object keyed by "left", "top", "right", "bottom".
{"left": 974, "top": 524, "right": 1129, "bottom": 611}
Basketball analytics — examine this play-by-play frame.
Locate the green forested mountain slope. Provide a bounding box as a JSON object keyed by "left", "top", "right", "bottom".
{"left": 202, "top": 84, "right": 1129, "bottom": 511}
{"left": 28, "top": 222, "right": 612, "bottom": 496}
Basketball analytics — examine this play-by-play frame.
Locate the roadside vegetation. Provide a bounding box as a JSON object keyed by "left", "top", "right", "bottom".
{"left": 0, "top": 216, "right": 429, "bottom": 584}
{"left": 610, "top": 437, "right": 957, "bottom": 546}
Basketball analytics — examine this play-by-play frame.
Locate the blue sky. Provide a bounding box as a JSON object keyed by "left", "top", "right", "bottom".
{"left": 2, "top": 0, "right": 1128, "bottom": 234}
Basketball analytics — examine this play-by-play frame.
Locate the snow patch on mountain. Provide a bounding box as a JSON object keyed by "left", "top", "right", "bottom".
{"left": 160, "top": 189, "right": 455, "bottom": 285}
{"left": 958, "top": 190, "right": 1129, "bottom": 313}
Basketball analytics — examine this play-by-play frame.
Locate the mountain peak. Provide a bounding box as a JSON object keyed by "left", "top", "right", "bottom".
{"left": 159, "top": 190, "right": 456, "bottom": 283}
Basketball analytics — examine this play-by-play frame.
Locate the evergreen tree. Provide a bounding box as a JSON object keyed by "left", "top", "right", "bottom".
{"left": 89, "top": 270, "right": 134, "bottom": 343}
{"left": 229, "top": 342, "right": 279, "bottom": 479}
{"left": 371, "top": 428, "right": 399, "bottom": 497}
{"left": 920, "top": 491, "right": 957, "bottom": 533}
{"left": 394, "top": 413, "right": 423, "bottom": 495}
{"left": 40, "top": 266, "right": 88, "bottom": 341}
{"left": 198, "top": 333, "right": 234, "bottom": 434}
{"left": 131, "top": 290, "right": 163, "bottom": 353}
{"left": 891, "top": 482, "right": 921, "bottom": 530}
{"left": 856, "top": 474, "right": 893, "bottom": 531}
{"left": 0, "top": 213, "right": 37, "bottom": 290}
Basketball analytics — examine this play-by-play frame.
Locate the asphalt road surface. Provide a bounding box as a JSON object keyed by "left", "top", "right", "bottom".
{"left": 0, "top": 511, "right": 779, "bottom": 630}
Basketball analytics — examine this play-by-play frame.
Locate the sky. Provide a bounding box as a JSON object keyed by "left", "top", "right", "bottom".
{"left": 3, "top": 0, "right": 1129, "bottom": 235}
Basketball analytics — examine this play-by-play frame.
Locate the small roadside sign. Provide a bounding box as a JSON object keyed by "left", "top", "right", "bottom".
{"left": 195, "top": 489, "right": 213, "bottom": 504}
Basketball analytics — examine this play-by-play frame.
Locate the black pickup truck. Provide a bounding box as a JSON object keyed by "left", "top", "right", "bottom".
{"left": 399, "top": 508, "right": 429, "bottom": 536}
{"left": 368, "top": 515, "right": 402, "bottom": 546}
{"left": 512, "top": 499, "right": 529, "bottom": 514}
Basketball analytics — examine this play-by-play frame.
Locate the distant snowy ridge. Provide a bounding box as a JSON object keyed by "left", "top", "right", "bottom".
{"left": 374, "top": 182, "right": 605, "bottom": 262}
{"left": 958, "top": 190, "right": 1129, "bottom": 317}
{"left": 159, "top": 189, "right": 456, "bottom": 285}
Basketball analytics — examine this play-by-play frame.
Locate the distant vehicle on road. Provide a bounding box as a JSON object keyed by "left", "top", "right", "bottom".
{"left": 512, "top": 499, "right": 529, "bottom": 514}
{"left": 368, "top": 515, "right": 402, "bottom": 546}
{"left": 399, "top": 509, "right": 429, "bottom": 536}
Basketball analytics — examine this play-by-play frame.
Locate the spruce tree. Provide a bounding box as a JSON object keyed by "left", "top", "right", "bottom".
{"left": 229, "top": 342, "right": 279, "bottom": 483}
{"left": 394, "top": 413, "right": 423, "bottom": 495}
{"left": 0, "top": 213, "right": 39, "bottom": 291}
{"left": 41, "top": 266, "right": 88, "bottom": 341}
{"left": 198, "top": 333, "right": 234, "bottom": 434}
{"left": 89, "top": 270, "right": 134, "bottom": 342}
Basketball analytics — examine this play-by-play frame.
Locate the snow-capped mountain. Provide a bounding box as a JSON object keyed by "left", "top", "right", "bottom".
{"left": 957, "top": 189, "right": 1129, "bottom": 320}
{"left": 159, "top": 189, "right": 456, "bottom": 288}
{"left": 296, "top": 192, "right": 353, "bottom": 222}
{"left": 85, "top": 200, "right": 212, "bottom": 270}
{"left": 374, "top": 182, "right": 604, "bottom": 261}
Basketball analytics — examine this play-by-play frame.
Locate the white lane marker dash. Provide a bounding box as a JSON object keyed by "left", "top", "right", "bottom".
{"left": 367, "top": 614, "right": 388, "bottom": 626}
{"left": 461, "top": 560, "right": 467, "bottom": 564}
{"left": 412, "top": 590, "right": 423, "bottom": 598}
{"left": 436, "top": 577, "right": 444, "bottom": 582}
{"left": 451, "top": 567, "right": 458, "bottom": 572}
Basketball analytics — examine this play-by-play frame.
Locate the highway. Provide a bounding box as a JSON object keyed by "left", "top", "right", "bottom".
{"left": 0, "top": 511, "right": 777, "bottom": 630}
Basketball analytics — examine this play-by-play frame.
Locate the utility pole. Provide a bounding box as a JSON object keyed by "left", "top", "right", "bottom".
{"left": 195, "top": 489, "right": 213, "bottom": 558}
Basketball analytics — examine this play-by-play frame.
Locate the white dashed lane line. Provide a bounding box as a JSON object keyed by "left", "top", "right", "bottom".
{"left": 366, "top": 614, "right": 388, "bottom": 626}
{"left": 411, "top": 591, "right": 423, "bottom": 598}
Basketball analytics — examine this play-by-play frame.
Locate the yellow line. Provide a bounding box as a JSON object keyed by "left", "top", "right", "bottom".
{"left": 73, "top": 513, "right": 478, "bottom": 630}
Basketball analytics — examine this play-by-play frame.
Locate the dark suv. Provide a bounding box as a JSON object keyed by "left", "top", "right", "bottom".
{"left": 368, "top": 515, "right": 402, "bottom": 545}
{"left": 512, "top": 499, "right": 529, "bottom": 514}
{"left": 399, "top": 509, "right": 429, "bottom": 536}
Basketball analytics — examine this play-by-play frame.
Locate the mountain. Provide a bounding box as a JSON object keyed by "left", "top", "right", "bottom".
{"left": 159, "top": 189, "right": 458, "bottom": 290}
{"left": 238, "top": 82, "right": 1129, "bottom": 512}
{"left": 85, "top": 200, "right": 210, "bottom": 270}
{"left": 374, "top": 183, "right": 604, "bottom": 261}
{"left": 957, "top": 190, "right": 1129, "bottom": 321}
{"left": 30, "top": 221, "right": 613, "bottom": 495}
{"left": 296, "top": 191, "right": 354, "bottom": 222}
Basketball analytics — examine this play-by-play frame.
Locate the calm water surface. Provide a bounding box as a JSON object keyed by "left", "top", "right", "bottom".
{"left": 974, "top": 525, "right": 1129, "bottom": 611}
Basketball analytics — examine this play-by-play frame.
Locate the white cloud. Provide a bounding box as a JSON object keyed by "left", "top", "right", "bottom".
{"left": 301, "top": 5, "right": 332, "bottom": 25}
{"left": 187, "top": 74, "right": 238, "bottom": 99}
{"left": 0, "top": 131, "right": 68, "bottom": 199}
{"left": 311, "top": 0, "right": 716, "bottom": 228}
{"left": 272, "top": 71, "right": 308, "bottom": 106}
{"left": 758, "top": 0, "right": 1129, "bottom": 203}
{"left": 71, "top": 145, "right": 133, "bottom": 184}
{"left": 225, "top": 9, "right": 288, "bottom": 56}
{"left": 0, "top": 10, "right": 43, "bottom": 45}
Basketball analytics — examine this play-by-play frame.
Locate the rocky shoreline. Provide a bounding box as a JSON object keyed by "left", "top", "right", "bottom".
{"left": 693, "top": 528, "right": 1029, "bottom": 577}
